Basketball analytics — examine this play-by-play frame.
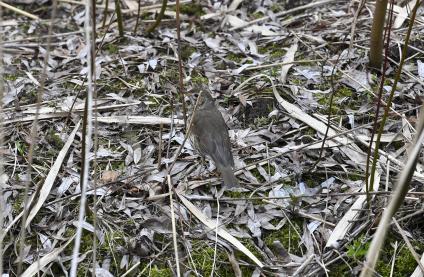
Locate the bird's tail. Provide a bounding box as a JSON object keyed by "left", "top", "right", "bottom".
{"left": 220, "top": 167, "right": 239, "bottom": 188}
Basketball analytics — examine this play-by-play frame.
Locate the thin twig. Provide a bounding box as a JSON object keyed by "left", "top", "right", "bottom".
{"left": 166, "top": 174, "right": 181, "bottom": 277}
{"left": 175, "top": 0, "right": 187, "bottom": 129}
{"left": 90, "top": 0, "right": 99, "bottom": 275}
{"left": 210, "top": 196, "right": 220, "bottom": 277}
{"left": 365, "top": 0, "right": 396, "bottom": 202}
{"left": 16, "top": 1, "right": 58, "bottom": 274}
{"left": 0, "top": 3, "right": 5, "bottom": 275}
{"left": 69, "top": 0, "right": 94, "bottom": 275}
{"left": 184, "top": 191, "right": 424, "bottom": 202}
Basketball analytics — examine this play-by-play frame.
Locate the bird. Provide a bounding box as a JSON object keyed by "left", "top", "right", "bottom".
{"left": 190, "top": 86, "right": 239, "bottom": 188}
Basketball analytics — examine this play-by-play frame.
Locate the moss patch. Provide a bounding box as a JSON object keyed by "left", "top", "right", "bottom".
{"left": 190, "top": 241, "right": 233, "bottom": 276}
{"left": 177, "top": 2, "right": 205, "bottom": 17}
{"left": 264, "top": 219, "right": 305, "bottom": 256}
{"left": 328, "top": 235, "right": 424, "bottom": 276}
{"left": 105, "top": 43, "right": 119, "bottom": 54}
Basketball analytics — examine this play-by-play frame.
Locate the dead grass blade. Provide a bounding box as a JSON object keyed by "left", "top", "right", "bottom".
{"left": 0, "top": 1, "right": 39, "bottom": 20}
{"left": 325, "top": 173, "right": 381, "bottom": 249}
{"left": 177, "top": 192, "right": 264, "bottom": 268}
{"left": 96, "top": 115, "right": 184, "bottom": 125}
{"left": 25, "top": 120, "right": 81, "bottom": 227}
{"left": 21, "top": 234, "right": 75, "bottom": 277}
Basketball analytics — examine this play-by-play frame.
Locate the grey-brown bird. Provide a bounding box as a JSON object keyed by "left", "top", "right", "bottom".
{"left": 191, "top": 87, "right": 239, "bottom": 187}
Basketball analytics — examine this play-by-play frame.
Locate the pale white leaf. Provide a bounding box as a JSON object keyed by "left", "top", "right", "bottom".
{"left": 25, "top": 121, "right": 81, "bottom": 227}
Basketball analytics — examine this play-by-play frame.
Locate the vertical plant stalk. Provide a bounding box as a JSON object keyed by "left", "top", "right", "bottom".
{"left": 348, "top": 0, "right": 365, "bottom": 52}
{"left": 365, "top": 0, "right": 395, "bottom": 203}
{"left": 368, "top": 0, "right": 419, "bottom": 201}
{"left": 360, "top": 105, "right": 424, "bottom": 276}
{"left": 114, "top": 0, "right": 124, "bottom": 37}
{"left": 175, "top": 0, "right": 187, "bottom": 129}
{"left": 16, "top": 1, "right": 58, "bottom": 275}
{"left": 369, "top": 0, "right": 388, "bottom": 69}
{"left": 308, "top": 51, "right": 341, "bottom": 172}
{"left": 101, "top": 0, "right": 109, "bottom": 28}
{"left": 146, "top": 0, "right": 168, "bottom": 33}
{"left": 65, "top": 11, "right": 115, "bottom": 127}
{"left": 90, "top": 0, "right": 99, "bottom": 275}
{"left": 0, "top": 4, "right": 5, "bottom": 275}
{"left": 70, "top": 0, "right": 94, "bottom": 275}
{"left": 360, "top": 1, "right": 422, "bottom": 276}
{"left": 164, "top": 94, "right": 180, "bottom": 276}
{"left": 166, "top": 174, "right": 181, "bottom": 277}
{"left": 133, "top": 0, "right": 141, "bottom": 33}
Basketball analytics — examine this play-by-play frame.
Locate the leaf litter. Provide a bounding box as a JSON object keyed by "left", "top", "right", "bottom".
{"left": 0, "top": 0, "right": 424, "bottom": 276}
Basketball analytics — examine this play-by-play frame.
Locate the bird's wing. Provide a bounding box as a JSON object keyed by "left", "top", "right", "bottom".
{"left": 192, "top": 109, "right": 234, "bottom": 168}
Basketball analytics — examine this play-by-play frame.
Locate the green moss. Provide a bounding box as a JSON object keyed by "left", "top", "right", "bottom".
{"left": 105, "top": 43, "right": 119, "bottom": 54}
{"left": 12, "top": 194, "right": 24, "bottom": 215}
{"left": 305, "top": 127, "right": 316, "bottom": 136}
{"left": 348, "top": 172, "right": 363, "bottom": 181}
{"left": 62, "top": 81, "right": 77, "bottom": 90}
{"left": 317, "top": 95, "right": 340, "bottom": 114}
{"left": 376, "top": 242, "right": 423, "bottom": 276}
{"left": 336, "top": 235, "right": 424, "bottom": 277}
{"left": 180, "top": 45, "right": 196, "bottom": 60}
{"left": 190, "top": 241, "right": 234, "bottom": 276}
{"left": 258, "top": 43, "right": 286, "bottom": 58}
{"left": 45, "top": 148, "right": 59, "bottom": 159}
{"left": 237, "top": 238, "right": 263, "bottom": 260}
{"left": 383, "top": 78, "right": 391, "bottom": 86}
{"left": 19, "top": 87, "right": 37, "bottom": 104}
{"left": 316, "top": 85, "right": 357, "bottom": 115}
{"left": 101, "top": 230, "right": 126, "bottom": 252}
{"left": 4, "top": 74, "right": 18, "bottom": 81}
{"left": 264, "top": 219, "right": 304, "bottom": 256}
{"left": 161, "top": 67, "right": 179, "bottom": 82}
{"left": 251, "top": 167, "right": 266, "bottom": 183}
{"left": 46, "top": 128, "right": 64, "bottom": 149}
{"left": 290, "top": 78, "right": 303, "bottom": 85}
{"left": 66, "top": 227, "right": 127, "bottom": 275}
{"left": 192, "top": 74, "right": 208, "bottom": 85}
{"left": 270, "top": 4, "right": 282, "bottom": 13}
{"left": 252, "top": 12, "right": 264, "bottom": 19}
{"left": 267, "top": 164, "right": 276, "bottom": 176}
{"left": 252, "top": 116, "right": 270, "bottom": 127}
{"left": 270, "top": 48, "right": 285, "bottom": 59}
{"left": 328, "top": 263, "right": 351, "bottom": 277}
{"left": 177, "top": 3, "right": 205, "bottom": 17}
{"left": 150, "top": 266, "right": 173, "bottom": 277}
{"left": 126, "top": 76, "right": 146, "bottom": 96}
{"left": 304, "top": 178, "right": 315, "bottom": 188}
{"left": 189, "top": 240, "right": 256, "bottom": 276}
{"left": 269, "top": 67, "right": 280, "bottom": 77}
{"left": 224, "top": 190, "right": 245, "bottom": 198}
{"left": 392, "top": 246, "right": 419, "bottom": 274}
{"left": 337, "top": 86, "right": 353, "bottom": 97}
{"left": 317, "top": 82, "right": 332, "bottom": 91}
{"left": 346, "top": 236, "right": 369, "bottom": 259}
{"left": 227, "top": 52, "right": 244, "bottom": 63}
{"left": 96, "top": 77, "right": 130, "bottom": 98}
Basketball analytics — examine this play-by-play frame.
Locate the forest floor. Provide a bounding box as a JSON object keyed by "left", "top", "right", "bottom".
{"left": 1, "top": 0, "right": 424, "bottom": 276}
